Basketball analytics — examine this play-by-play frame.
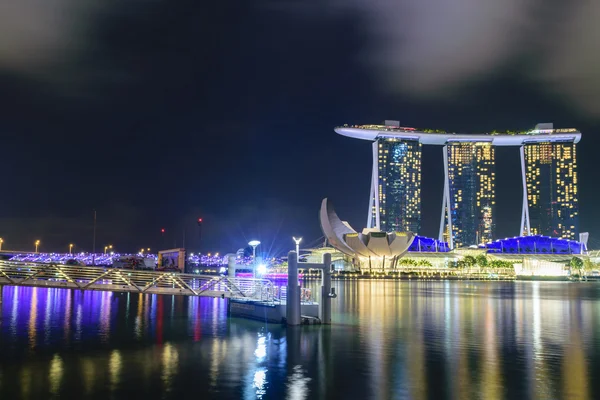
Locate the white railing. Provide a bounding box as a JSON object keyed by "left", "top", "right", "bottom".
{"left": 0, "top": 260, "right": 272, "bottom": 299}
{"left": 249, "top": 285, "right": 313, "bottom": 305}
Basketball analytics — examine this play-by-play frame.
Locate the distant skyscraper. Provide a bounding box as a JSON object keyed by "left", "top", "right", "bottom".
{"left": 440, "top": 142, "right": 495, "bottom": 248}
{"left": 368, "top": 138, "right": 422, "bottom": 233}
{"left": 521, "top": 141, "right": 578, "bottom": 240}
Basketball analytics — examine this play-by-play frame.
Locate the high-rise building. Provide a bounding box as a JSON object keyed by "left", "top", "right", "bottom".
{"left": 369, "top": 138, "right": 422, "bottom": 233}
{"left": 521, "top": 140, "right": 578, "bottom": 240}
{"left": 441, "top": 142, "right": 495, "bottom": 248}
{"left": 335, "top": 121, "right": 581, "bottom": 249}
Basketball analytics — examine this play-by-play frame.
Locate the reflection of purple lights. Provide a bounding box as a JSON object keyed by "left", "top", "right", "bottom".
{"left": 1, "top": 286, "right": 118, "bottom": 349}
{"left": 0, "top": 286, "right": 230, "bottom": 349}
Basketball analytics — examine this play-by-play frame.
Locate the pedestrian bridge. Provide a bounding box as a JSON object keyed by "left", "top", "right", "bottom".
{"left": 0, "top": 260, "right": 274, "bottom": 300}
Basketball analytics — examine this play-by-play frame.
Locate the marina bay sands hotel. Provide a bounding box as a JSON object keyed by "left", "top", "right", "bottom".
{"left": 335, "top": 121, "right": 581, "bottom": 249}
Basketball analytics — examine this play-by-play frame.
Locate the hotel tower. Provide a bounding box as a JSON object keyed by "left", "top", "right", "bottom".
{"left": 336, "top": 121, "right": 581, "bottom": 249}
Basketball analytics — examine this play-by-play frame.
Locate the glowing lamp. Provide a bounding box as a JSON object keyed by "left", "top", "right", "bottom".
{"left": 257, "top": 264, "right": 267, "bottom": 275}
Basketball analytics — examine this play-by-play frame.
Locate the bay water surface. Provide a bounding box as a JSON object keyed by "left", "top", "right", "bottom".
{"left": 1, "top": 280, "right": 599, "bottom": 399}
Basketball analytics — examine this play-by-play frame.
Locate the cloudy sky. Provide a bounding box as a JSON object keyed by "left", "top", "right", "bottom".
{"left": 1, "top": 0, "right": 599, "bottom": 254}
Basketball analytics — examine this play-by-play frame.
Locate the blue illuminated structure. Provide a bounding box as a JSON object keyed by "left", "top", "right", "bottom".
{"left": 407, "top": 236, "right": 450, "bottom": 253}
{"left": 484, "top": 235, "right": 586, "bottom": 255}
{"left": 6, "top": 252, "right": 286, "bottom": 268}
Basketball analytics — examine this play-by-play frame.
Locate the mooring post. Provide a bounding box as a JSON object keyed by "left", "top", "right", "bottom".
{"left": 321, "top": 253, "right": 332, "bottom": 324}
{"left": 286, "top": 251, "right": 301, "bottom": 326}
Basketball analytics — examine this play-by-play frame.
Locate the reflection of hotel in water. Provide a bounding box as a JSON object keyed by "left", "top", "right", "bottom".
{"left": 0, "top": 284, "right": 596, "bottom": 398}
{"left": 340, "top": 280, "right": 594, "bottom": 399}
{"left": 336, "top": 122, "right": 581, "bottom": 248}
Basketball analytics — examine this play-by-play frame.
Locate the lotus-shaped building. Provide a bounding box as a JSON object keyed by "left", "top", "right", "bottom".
{"left": 319, "top": 198, "right": 418, "bottom": 270}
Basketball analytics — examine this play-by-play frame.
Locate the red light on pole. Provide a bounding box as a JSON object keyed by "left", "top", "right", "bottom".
{"left": 197, "top": 218, "right": 203, "bottom": 225}
{"left": 161, "top": 228, "right": 165, "bottom": 234}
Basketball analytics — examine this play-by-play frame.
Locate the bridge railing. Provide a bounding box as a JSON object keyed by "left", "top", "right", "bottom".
{"left": 252, "top": 285, "right": 314, "bottom": 304}
{"left": 0, "top": 260, "right": 272, "bottom": 299}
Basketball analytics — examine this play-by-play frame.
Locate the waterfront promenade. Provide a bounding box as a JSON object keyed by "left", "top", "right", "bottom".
{"left": 308, "top": 267, "right": 517, "bottom": 281}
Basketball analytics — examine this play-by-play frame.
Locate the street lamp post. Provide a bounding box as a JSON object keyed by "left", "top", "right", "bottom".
{"left": 248, "top": 240, "right": 261, "bottom": 278}
{"left": 69, "top": 243, "right": 74, "bottom": 255}
{"left": 35, "top": 240, "right": 40, "bottom": 253}
{"left": 293, "top": 237, "right": 302, "bottom": 258}
{"left": 104, "top": 245, "right": 112, "bottom": 255}
{"left": 0, "top": 238, "right": 3, "bottom": 251}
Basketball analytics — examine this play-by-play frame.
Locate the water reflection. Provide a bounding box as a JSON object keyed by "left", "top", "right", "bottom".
{"left": 99, "top": 291, "right": 112, "bottom": 342}
{"left": 109, "top": 350, "right": 122, "bottom": 392}
{"left": 286, "top": 365, "right": 310, "bottom": 400}
{"left": 244, "top": 330, "right": 271, "bottom": 399}
{"left": 10, "top": 286, "right": 19, "bottom": 336}
{"left": 162, "top": 343, "right": 178, "bottom": 392}
{"left": 20, "top": 364, "right": 31, "bottom": 399}
{"left": 81, "top": 358, "right": 95, "bottom": 395}
{"left": 75, "top": 302, "right": 82, "bottom": 342}
{"left": 563, "top": 302, "right": 589, "bottom": 400}
{"left": 209, "top": 339, "right": 223, "bottom": 388}
{"left": 252, "top": 368, "right": 267, "bottom": 399}
{"left": 135, "top": 292, "right": 143, "bottom": 339}
{"left": 28, "top": 287, "right": 37, "bottom": 349}
{"left": 0, "top": 282, "right": 599, "bottom": 399}
{"left": 63, "top": 290, "right": 71, "bottom": 344}
{"left": 49, "top": 354, "right": 63, "bottom": 396}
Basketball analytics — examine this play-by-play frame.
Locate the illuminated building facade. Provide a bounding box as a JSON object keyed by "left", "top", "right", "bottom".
{"left": 336, "top": 122, "right": 581, "bottom": 249}
{"left": 521, "top": 141, "right": 578, "bottom": 240}
{"left": 486, "top": 235, "right": 586, "bottom": 254}
{"left": 441, "top": 142, "right": 495, "bottom": 248}
{"left": 368, "top": 138, "right": 422, "bottom": 233}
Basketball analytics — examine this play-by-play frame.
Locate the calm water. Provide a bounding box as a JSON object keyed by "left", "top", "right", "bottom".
{"left": 1, "top": 281, "right": 600, "bottom": 399}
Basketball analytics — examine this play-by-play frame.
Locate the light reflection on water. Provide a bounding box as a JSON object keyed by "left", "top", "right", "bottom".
{"left": 0, "top": 281, "right": 599, "bottom": 399}
{"left": 48, "top": 353, "right": 63, "bottom": 396}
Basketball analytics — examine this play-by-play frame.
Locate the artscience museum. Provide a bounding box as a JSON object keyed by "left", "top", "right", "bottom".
{"left": 319, "top": 198, "right": 450, "bottom": 271}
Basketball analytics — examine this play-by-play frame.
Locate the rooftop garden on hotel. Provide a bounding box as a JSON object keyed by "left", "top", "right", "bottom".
{"left": 337, "top": 124, "right": 578, "bottom": 136}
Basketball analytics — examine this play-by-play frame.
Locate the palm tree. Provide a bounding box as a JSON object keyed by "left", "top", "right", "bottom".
{"left": 463, "top": 255, "right": 477, "bottom": 267}
{"left": 476, "top": 254, "right": 488, "bottom": 267}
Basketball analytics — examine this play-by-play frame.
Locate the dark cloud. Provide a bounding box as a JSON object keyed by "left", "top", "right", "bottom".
{"left": 322, "top": 0, "right": 600, "bottom": 117}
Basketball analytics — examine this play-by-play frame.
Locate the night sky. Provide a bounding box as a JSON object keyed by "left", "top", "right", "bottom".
{"left": 1, "top": 1, "right": 599, "bottom": 255}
